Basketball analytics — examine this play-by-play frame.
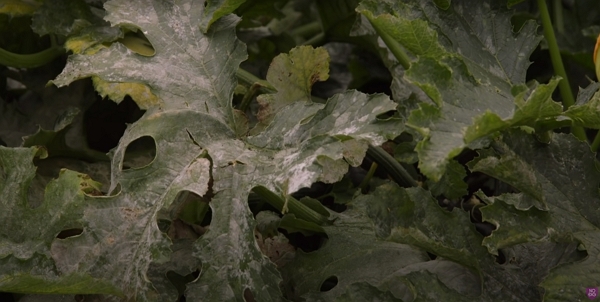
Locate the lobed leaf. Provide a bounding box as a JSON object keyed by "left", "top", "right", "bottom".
{"left": 470, "top": 130, "right": 600, "bottom": 300}
{"left": 357, "top": 0, "right": 563, "bottom": 181}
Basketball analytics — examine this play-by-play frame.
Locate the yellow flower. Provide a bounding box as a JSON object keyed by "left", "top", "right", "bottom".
{"left": 595, "top": 34, "right": 600, "bottom": 80}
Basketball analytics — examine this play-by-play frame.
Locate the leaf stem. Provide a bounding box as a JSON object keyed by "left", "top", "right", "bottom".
{"left": 235, "top": 68, "right": 276, "bottom": 93}
{"left": 552, "top": 0, "right": 564, "bottom": 34}
{"left": 366, "top": 145, "right": 418, "bottom": 187}
{"left": 252, "top": 186, "right": 329, "bottom": 225}
{"left": 301, "top": 32, "right": 325, "bottom": 46}
{"left": 291, "top": 21, "right": 322, "bottom": 38}
{"left": 359, "top": 161, "right": 378, "bottom": 193}
{"left": 537, "top": 0, "right": 586, "bottom": 141}
{"left": 365, "top": 18, "right": 410, "bottom": 69}
{"left": 239, "top": 83, "right": 261, "bottom": 112}
{"left": 0, "top": 44, "right": 64, "bottom": 68}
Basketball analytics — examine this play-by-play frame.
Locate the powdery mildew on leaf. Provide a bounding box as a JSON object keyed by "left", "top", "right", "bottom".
{"left": 471, "top": 130, "right": 600, "bottom": 300}
{"left": 283, "top": 183, "right": 545, "bottom": 301}
{"left": 54, "top": 0, "right": 246, "bottom": 127}
{"left": 4, "top": 0, "right": 404, "bottom": 300}
{"left": 357, "top": 0, "right": 564, "bottom": 181}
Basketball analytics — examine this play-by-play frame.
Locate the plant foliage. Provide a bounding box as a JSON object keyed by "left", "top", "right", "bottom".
{"left": 1, "top": 0, "right": 599, "bottom": 301}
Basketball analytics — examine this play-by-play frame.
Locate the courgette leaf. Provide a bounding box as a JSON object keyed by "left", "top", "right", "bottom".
{"left": 3, "top": 0, "right": 403, "bottom": 299}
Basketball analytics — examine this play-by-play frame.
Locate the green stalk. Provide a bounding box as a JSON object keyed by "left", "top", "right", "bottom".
{"left": 366, "top": 145, "right": 418, "bottom": 187}
{"left": 552, "top": 0, "right": 564, "bottom": 34}
{"left": 0, "top": 45, "right": 64, "bottom": 68}
{"left": 290, "top": 21, "right": 322, "bottom": 38}
{"left": 252, "top": 185, "right": 329, "bottom": 225}
{"left": 301, "top": 32, "right": 325, "bottom": 46}
{"left": 236, "top": 68, "right": 276, "bottom": 93}
{"left": 239, "top": 83, "right": 261, "bottom": 112}
{"left": 537, "top": 0, "right": 587, "bottom": 141}
{"left": 591, "top": 131, "right": 600, "bottom": 152}
{"left": 359, "top": 161, "right": 378, "bottom": 193}
{"left": 365, "top": 17, "right": 410, "bottom": 69}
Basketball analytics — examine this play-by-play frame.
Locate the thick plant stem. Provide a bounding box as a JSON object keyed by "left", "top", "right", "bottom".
{"left": 0, "top": 45, "right": 64, "bottom": 68}
{"left": 537, "top": 0, "right": 587, "bottom": 141}
{"left": 366, "top": 145, "right": 418, "bottom": 187}
{"left": 252, "top": 186, "right": 329, "bottom": 225}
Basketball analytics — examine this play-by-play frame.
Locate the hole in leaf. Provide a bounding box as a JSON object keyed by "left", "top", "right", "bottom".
{"left": 243, "top": 288, "right": 256, "bottom": 302}
{"left": 319, "top": 276, "right": 338, "bottom": 292}
{"left": 167, "top": 269, "right": 200, "bottom": 297}
{"left": 85, "top": 96, "right": 144, "bottom": 153}
{"left": 56, "top": 228, "right": 83, "bottom": 239}
{"left": 157, "top": 218, "right": 171, "bottom": 233}
{"left": 318, "top": 195, "right": 347, "bottom": 213}
{"left": 117, "top": 30, "right": 155, "bottom": 57}
{"left": 495, "top": 249, "right": 506, "bottom": 264}
{"left": 167, "top": 191, "right": 212, "bottom": 239}
{"left": 173, "top": 191, "right": 213, "bottom": 225}
{"left": 74, "top": 294, "right": 86, "bottom": 302}
{"left": 474, "top": 222, "right": 495, "bottom": 237}
{"left": 427, "top": 252, "right": 437, "bottom": 260}
{"left": 375, "top": 110, "right": 396, "bottom": 119}
{"left": 109, "top": 182, "right": 122, "bottom": 196}
{"left": 281, "top": 229, "right": 328, "bottom": 253}
{"left": 122, "top": 136, "right": 156, "bottom": 170}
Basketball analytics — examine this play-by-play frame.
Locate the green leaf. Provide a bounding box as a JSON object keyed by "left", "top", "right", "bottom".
{"left": 564, "top": 84, "right": 600, "bottom": 128}
{"left": 366, "top": 184, "right": 551, "bottom": 300}
{"left": 251, "top": 45, "right": 330, "bottom": 134}
{"left": 471, "top": 130, "right": 600, "bottom": 300}
{"left": 427, "top": 159, "right": 468, "bottom": 200}
{"left": 6, "top": 0, "right": 404, "bottom": 299}
{"left": 0, "top": 146, "right": 120, "bottom": 295}
{"left": 31, "top": 0, "right": 100, "bottom": 37}
{"left": 54, "top": 0, "right": 246, "bottom": 120}
{"left": 284, "top": 182, "right": 548, "bottom": 300}
{"left": 468, "top": 147, "right": 546, "bottom": 211}
{"left": 357, "top": 0, "right": 561, "bottom": 181}
{"left": 281, "top": 196, "right": 431, "bottom": 301}
{"left": 200, "top": 0, "right": 247, "bottom": 33}
{"left": 21, "top": 107, "right": 107, "bottom": 161}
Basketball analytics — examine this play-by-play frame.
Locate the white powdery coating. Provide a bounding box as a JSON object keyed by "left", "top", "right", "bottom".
{"left": 276, "top": 149, "right": 317, "bottom": 194}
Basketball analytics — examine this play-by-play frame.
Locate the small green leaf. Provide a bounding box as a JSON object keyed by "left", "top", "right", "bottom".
{"left": 200, "top": 0, "right": 247, "bottom": 33}
{"left": 251, "top": 45, "right": 330, "bottom": 134}
{"left": 427, "top": 159, "right": 468, "bottom": 200}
